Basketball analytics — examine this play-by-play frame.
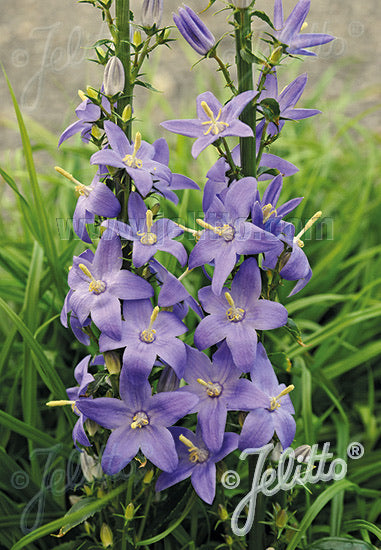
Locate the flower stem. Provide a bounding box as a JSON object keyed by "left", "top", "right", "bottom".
{"left": 211, "top": 51, "right": 238, "bottom": 95}
{"left": 115, "top": 0, "right": 132, "bottom": 141}
{"left": 234, "top": 8, "right": 256, "bottom": 178}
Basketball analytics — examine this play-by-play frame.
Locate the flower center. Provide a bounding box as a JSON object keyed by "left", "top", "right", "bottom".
{"left": 130, "top": 411, "right": 149, "bottom": 429}
{"left": 262, "top": 203, "right": 277, "bottom": 223}
{"left": 269, "top": 385, "right": 294, "bottom": 411}
{"left": 123, "top": 132, "right": 143, "bottom": 169}
{"left": 139, "top": 306, "right": 159, "bottom": 344}
{"left": 201, "top": 101, "right": 229, "bottom": 136}
{"left": 137, "top": 210, "right": 158, "bottom": 245}
{"left": 197, "top": 378, "right": 222, "bottom": 397}
{"left": 196, "top": 219, "right": 235, "bottom": 241}
{"left": 78, "top": 263, "right": 107, "bottom": 295}
{"left": 179, "top": 434, "right": 209, "bottom": 464}
{"left": 225, "top": 292, "right": 245, "bottom": 322}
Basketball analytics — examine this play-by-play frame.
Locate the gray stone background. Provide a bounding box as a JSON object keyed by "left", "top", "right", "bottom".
{"left": 0, "top": 0, "right": 380, "bottom": 153}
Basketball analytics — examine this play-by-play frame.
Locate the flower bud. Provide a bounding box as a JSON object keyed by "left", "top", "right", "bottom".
{"left": 80, "top": 452, "right": 103, "bottom": 482}
{"left": 125, "top": 502, "right": 134, "bottom": 520}
{"left": 86, "top": 86, "right": 98, "bottom": 99}
{"left": 143, "top": 469, "right": 154, "bottom": 484}
{"left": 133, "top": 30, "right": 142, "bottom": 47}
{"left": 141, "top": 0, "right": 163, "bottom": 28}
{"left": 218, "top": 504, "right": 229, "bottom": 521}
{"left": 173, "top": 6, "right": 215, "bottom": 56}
{"left": 103, "top": 56, "right": 125, "bottom": 97}
{"left": 91, "top": 125, "right": 103, "bottom": 140}
{"left": 275, "top": 508, "right": 288, "bottom": 529}
{"left": 157, "top": 365, "right": 180, "bottom": 393}
{"left": 122, "top": 104, "right": 132, "bottom": 122}
{"left": 104, "top": 351, "right": 121, "bottom": 375}
{"left": 100, "top": 523, "right": 113, "bottom": 548}
{"left": 232, "top": 0, "right": 252, "bottom": 8}
{"left": 269, "top": 46, "right": 283, "bottom": 65}
{"left": 225, "top": 535, "right": 233, "bottom": 546}
{"left": 270, "top": 441, "right": 283, "bottom": 461}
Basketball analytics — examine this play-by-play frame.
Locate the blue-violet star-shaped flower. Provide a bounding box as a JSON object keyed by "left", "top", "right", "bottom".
{"left": 90, "top": 121, "right": 172, "bottom": 197}
{"left": 257, "top": 71, "right": 321, "bottom": 137}
{"left": 181, "top": 343, "right": 269, "bottom": 452}
{"left": 76, "top": 373, "right": 199, "bottom": 474}
{"left": 103, "top": 192, "right": 187, "bottom": 267}
{"left": 194, "top": 257, "right": 288, "bottom": 371}
{"left": 161, "top": 90, "right": 256, "bottom": 158}
{"left": 156, "top": 426, "right": 238, "bottom": 504}
{"left": 68, "top": 232, "right": 154, "bottom": 340}
{"left": 189, "top": 178, "right": 279, "bottom": 295}
{"left": 99, "top": 298, "right": 187, "bottom": 383}
{"left": 239, "top": 342, "right": 296, "bottom": 450}
{"left": 273, "top": 0, "right": 334, "bottom": 56}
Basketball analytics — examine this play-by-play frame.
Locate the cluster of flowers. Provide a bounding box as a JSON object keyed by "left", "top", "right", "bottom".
{"left": 55, "top": 0, "right": 333, "bottom": 505}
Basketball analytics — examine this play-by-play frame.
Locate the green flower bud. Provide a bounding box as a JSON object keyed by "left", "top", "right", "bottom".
{"left": 104, "top": 351, "right": 121, "bottom": 375}
{"left": 100, "top": 523, "right": 113, "bottom": 548}
{"left": 218, "top": 504, "right": 229, "bottom": 521}
{"left": 122, "top": 104, "right": 132, "bottom": 122}
{"left": 125, "top": 502, "right": 134, "bottom": 520}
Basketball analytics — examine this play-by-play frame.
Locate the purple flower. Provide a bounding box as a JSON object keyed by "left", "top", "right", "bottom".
{"left": 103, "top": 192, "right": 187, "bottom": 267}
{"left": 257, "top": 72, "right": 320, "bottom": 136}
{"left": 161, "top": 91, "right": 256, "bottom": 158}
{"left": 156, "top": 426, "right": 238, "bottom": 504}
{"left": 182, "top": 344, "right": 269, "bottom": 452}
{"left": 262, "top": 219, "right": 313, "bottom": 296}
{"left": 90, "top": 121, "right": 172, "bottom": 197}
{"left": 68, "top": 232, "right": 154, "bottom": 340}
{"left": 173, "top": 6, "right": 215, "bottom": 56}
{"left": 273, "top": 0, "right": 334, "bottom": 56}
{"left": 66, "top": 355, "right": 104, "bottom": 448}
{"left": 142, "top": 0, "right": 163, "bottom": 28}
{"left": 76, "top": 374, "right": 199, "bottom": 474}
{"left": 194, "top": 258, "right": 288, "bottom": 371}
{"left": 203, "top": 142, "right": 299, "bottom": 212}
{"left": 73, "top": 173, "right": 121, "bottom": 243}
{"left": 251, "top": 174, "right": 303, "bottom": 234}
{"left": 58, "top": 95, "right": 110, "bottom": 147}
{"left": 189, "top": 178, "right": 279, "bottom": 295}
{"left": 99, "top": 299, "right": 187, "bottom": 382}
{"left": 239, "top": 343, "right": 296, "bottom": 450}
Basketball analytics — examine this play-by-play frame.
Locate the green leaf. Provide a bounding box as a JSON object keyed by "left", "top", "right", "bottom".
{"left": 344, "top": 519, "right": 381, "bottom": 541}
{"left": 52, "top": 497, "right": 98, "bottom": 537}
{"left": 259, "top": 98, "right": 281, "bottom": 121}
{"left": 286, "top": 480, "right": 355, "bottom": 550}
{"left": 0, "top": 167, "right": 36, "bottom": 239}
{"left": 309, "top": 537, "right": 375, "bottom": 550}
{"left": 252, "top": 10, "right": 275, "bottom": 29}
{"left": 11, "top": 481, "right": 129, "bottom": 550}
{"left": 239, "top": 47, "right": 263, "bottom": 65}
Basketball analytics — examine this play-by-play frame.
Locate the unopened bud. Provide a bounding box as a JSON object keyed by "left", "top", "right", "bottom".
{"left": 104, "top": 351, "right": 121, "bottom": 375}
{"left": 85, "top": 418, "right": 99, "bottom": 437}
{"left": 271, "top": 441, "right": 283, "bottom": 461}
{"left": 103, "top": 56, "right": 125, "bottom": 97}
{"left": 78, "top": 89, "right": 87, "bottom": 102}
{"left": 238, "top": 411, "right": 247, "bottom": 427}
{"left": 122, "top": 104, "right": 132, "bottom": 122}
{"left": 86, "top": 86, "right": 99, "bottom": 99}
{"left": 80, "top": 452, "right": 103, "bottom": 482}
{"left": 133, "top": 30, "right": 142, "bottom": 47}
{"left": 95, "top": 47, "right": 107, "bottom": 63}
{"left": 218, "top": 504, "right": 229, "bottom": 521}
{"left": 275, "top": 508, "right": 288, "bottom": 529}
{"left": 97, "top": 487, "right": 106, "bottom": 499}
{"left": 100, "top": 523, "right": 113, "bottom": 548}
{"left": 142, "top": 0, "right": 163, "bottom": 28}
{"left": 150, "top": 202, "right": 160, "bottom": 216}
{"left": 269, "top": 46, "right": 283, "bottom": 65}
{"left": 125, "top": 502, "right": 134, "bottom": 520}
{"left": 84, "top": 485, "right": 93, "bottom": 497}
{"left": 91, "top": 125, "right": 103, "bottom": 140}
{"left": 157, "top": 365, "right": 180, "bottom": 393}
{"left": 232, "top": 0, "right": 251, "bottom": 7}
{"left": 225, "top": 534, "right": 233, "bottom": 546}
{"left": 84, "top": 521, "right": 92, "bottom": 534}
{"left": 143, "top": 469, "right": 154, "bottom": 484}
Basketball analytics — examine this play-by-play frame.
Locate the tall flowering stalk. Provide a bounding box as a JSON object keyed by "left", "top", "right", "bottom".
{"left": 51, "top": 0, "right": 334, "bottom": 547}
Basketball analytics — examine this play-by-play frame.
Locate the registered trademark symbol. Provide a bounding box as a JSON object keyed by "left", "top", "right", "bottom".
{"left": 347, "top": 442, "right": 364, "bottom": 459}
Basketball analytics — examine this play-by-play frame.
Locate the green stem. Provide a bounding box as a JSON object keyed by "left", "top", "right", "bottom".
{"left": 248, "top": 455, "right": 264, "bottom": 549}
{"left": 115, "top": 0, "right": 132, "bottom": 140}
{"left": 211, "top": 52, "right": 238, "bottom": 95}
{"left": 234, "top": 8, "right": 256, "bottom": 178}
{"left": 136, "top": 486, "right": 154, "bottom": 542}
